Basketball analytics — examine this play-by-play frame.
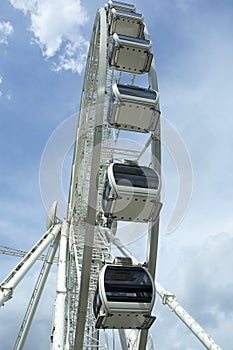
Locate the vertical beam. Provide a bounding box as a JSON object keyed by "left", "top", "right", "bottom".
{"left": 118, "top": 330, "right": 128, "bottom": 350}
{"left": 73, "top": 8, "right": 107, "bottom": 350}
{"left": 147, "top": 138, "right": 161, "bottom": 278}
{"left": 51, "top": 220, "right": 69, "bottom": 349}
{"left": 147, "top": 57, "right": 161, "bottom": 279}
{"left": 138, "top": 57, "right": 161, "bottom": 350}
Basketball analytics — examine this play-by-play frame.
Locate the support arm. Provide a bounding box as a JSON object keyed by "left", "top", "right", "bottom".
{"left": 0, "top": 224, "right": 61, "bottom": 307}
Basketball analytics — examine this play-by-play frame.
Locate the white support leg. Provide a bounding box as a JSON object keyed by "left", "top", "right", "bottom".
{"left": 51, "top": 220, "right": 69, "bottom": 349}
{"left": 14, "top": 232, "right": 61, "bottom": 350}
{"left": 155, "top": 282, "right": 223, "bottom": 350}
{"left": 0, "top": 224, "right": 61, "bottom": 307}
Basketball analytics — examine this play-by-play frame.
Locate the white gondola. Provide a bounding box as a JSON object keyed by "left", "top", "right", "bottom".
{"left": 109, "top": 33, "right": 153, "bottom": 74}
{"left": 93, "top": 258, "right": 156, "bottom": 329}
{"left": 106, "top": 0, "right": 136, "bottom": 23}
{"left": 106, "top": 0, "right": 136, "bottom": 13}
{"left": 109, "top": 8, "right": 144, "bottom": 38}
{"left": 102, "top": 162, "right": 162, "bottom": 222}
{"left": 107, "top": 83, "right": 160, "bottom": 132}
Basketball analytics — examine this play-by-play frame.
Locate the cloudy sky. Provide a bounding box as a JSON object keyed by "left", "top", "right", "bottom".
{"left": 0, "top": 0, "right": 233, "bottom": 349}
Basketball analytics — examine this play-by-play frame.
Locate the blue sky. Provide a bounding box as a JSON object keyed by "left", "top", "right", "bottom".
{"left": 0, "top": 0, "right": 233, "bottom": 349}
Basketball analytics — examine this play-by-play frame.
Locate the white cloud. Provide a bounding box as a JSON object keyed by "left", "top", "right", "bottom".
{"left": 152, "top": 233, "right": 232, "bottom": 349}
{"left": 9, "top": 0, "right": 37, "bottom": 13}
{"left": 0, "top": 74, "right": 11, "bottom": 100}
{"left": 0, "top": 75, "right": 3, "bottom": 97}
{"left": 10, "top": 0, "right": 89, "bottom": 73}
{"left": 0, "top": 20, "right": 14, "bottom": 45}
{"left": 168, "top": 234, "right": 232, "bottom": 348}
{"left": 0, "top": 22, "right": 13, "bottom": 97}
{"left": 52, "top": 39, "right": 89, "bottom": 74}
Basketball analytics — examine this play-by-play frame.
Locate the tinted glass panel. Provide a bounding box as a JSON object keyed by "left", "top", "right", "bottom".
{"left": 113, "top": 163, "right": 159, "bottom": 189}
{"left": 93, "top": 288, "right": 102, "bottom": 318}
{"left": 104, "top": 266, "right": 152, "bottom": 302}
{"left": 113, "top": 9, "right": 143, "bottom": 18}
{"left": 118, "top": 34, "right": 150, "bottom": 45}
{"left": 111, "top": 1, "right": 135, "bottom": 9}
{"left": 117, "top": 84, "right": 157, "bottom": 100}
{"left": 102, "top": 174, "right": 111, "bottom": 201}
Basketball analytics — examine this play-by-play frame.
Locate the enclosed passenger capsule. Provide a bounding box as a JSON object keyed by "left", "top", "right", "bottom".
{"left": 102, "top": 162, "right": 162, "bottom": 222}
{"left": 106, "top": 0, "right": 136, "bottom": 14}
{"left": 106, "top": 1, "right": 136, "bottom": 23}
{"left": 107, "top": 83, "right": 160, "bottom": 132}
{"left": 93, "top": 261, "right": 156, "bottom": 329}
{"left": 109, "top": 33, "right": 153, "bottom": 74}
{"left": 109, "top": 8, "right": 144, "bottom": 38}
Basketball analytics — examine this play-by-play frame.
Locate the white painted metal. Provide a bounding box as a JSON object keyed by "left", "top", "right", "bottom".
{"left": 107, "top": 83, "right": 160, "bottom": 132}
{"left": 13, "top": 233, "right": 60, "bottom": 350}
{"left": 73, "top": 7, "right": 108, "bottom": 350}
{"left": 0, "top": 245, "right": 59, "bottom": 263}
{"left": 46, "top": 201, "right": 58, "bottom": 230}
{"left": 155, "top": 282, "right": 223, "bottom": 350}
{"left": 147, "top": 56, "right": 161, "bottom": 277}
{"left": 118, "top": 329, "right": 128, "bottom": 350}
{"left": 51, "top": 220, "right": 69, "bottom": 350}
{"left": 0, "top": 224, "right": 61, "bottom": 307}
{"left": 109, "top": 8, "right": 144, "bottom": 38}
{"left": 109, "top": 33, "right": 153, "bottom": 74}
{"left": 107, "top": 1, "right": 136, "bottom": 13}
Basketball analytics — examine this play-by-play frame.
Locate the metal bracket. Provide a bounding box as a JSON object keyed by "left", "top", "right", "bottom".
{"left": 161, "top": 292, "right": 176, "bottom": 305}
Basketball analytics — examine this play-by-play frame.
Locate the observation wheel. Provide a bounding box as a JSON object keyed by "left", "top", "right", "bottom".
{"left": 0, "top": 2, "right": 224, "bottom": 350}
{"left": 65, "top": 1, "right": 161, "bottom": 349}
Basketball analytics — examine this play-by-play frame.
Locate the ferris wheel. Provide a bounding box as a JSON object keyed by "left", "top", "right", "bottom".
{"left": 0, "top": 1, "right": 223, "bottom": 350}
{"left": 64, "top": 2, "right": 161, "bottom": 347}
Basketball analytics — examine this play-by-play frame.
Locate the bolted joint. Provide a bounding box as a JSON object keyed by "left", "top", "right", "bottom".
{"left": 162, "top": 292, "right": 176, "bottom": 305}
